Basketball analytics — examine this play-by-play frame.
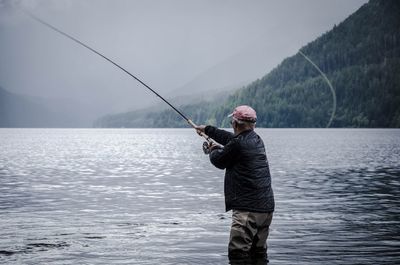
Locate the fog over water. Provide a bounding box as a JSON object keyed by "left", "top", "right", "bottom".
{"left": 0, "top": 0, "right": 367, "bottom": 125}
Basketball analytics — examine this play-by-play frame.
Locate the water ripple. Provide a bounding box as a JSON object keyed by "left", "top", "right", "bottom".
{"left": 0, "top": 128, "right": 399, "bottom": 264}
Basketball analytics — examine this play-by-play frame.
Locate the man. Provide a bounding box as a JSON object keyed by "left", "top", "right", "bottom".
{"left": 196, "top": 105, "right": 275, "bottom": 263}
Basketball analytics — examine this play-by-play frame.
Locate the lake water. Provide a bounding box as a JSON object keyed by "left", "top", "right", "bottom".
{"left": 0, "top": 128, "right": 399, "bottom": 264}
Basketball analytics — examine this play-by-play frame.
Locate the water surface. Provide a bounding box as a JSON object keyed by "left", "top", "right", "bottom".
{"left": 0, "top": 129, "right": 399, "bottom": 264}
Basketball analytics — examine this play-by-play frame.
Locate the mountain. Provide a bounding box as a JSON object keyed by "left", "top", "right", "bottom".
{"left": 93, "top": 84, "right": 239, "bottom": 128}
{"left": 95, "top": 0, "right": 400, "bottom": 128}
{"left": 166, "top": 80, "right": 250, "bottom": 108}
{"left": 0, "top": 86, "right": 93, "bottom": 127}
{"left": 0, "top": 86, "right": 54, "bottom": 127}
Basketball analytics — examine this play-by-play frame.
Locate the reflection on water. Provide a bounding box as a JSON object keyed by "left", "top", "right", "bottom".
{"left": 0, "top": 129, "right": 399, "bottom": 264}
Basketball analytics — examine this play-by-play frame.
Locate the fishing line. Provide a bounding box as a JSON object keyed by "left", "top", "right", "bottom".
{"left": 18, "top": 6, "right": 221, "bottom": 147}
{"left": 299, "top": 50, "right": 337, "bottom": 128}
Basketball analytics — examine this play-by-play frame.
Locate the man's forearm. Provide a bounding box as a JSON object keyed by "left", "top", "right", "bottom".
{"left": 205, "top": 126, "right": 234, "bottom": 145}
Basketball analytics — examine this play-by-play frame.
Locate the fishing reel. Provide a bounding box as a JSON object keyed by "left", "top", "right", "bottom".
{"left": 202, "top": 141, "right": 221, "bottom": 154}
{"left": 202, "top": 141, "right": 211, "bottom": 154}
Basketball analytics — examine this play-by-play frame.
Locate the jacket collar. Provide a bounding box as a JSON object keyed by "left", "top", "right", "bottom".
{"left": 234, "top": 129, "right": 254, "bottom": 138}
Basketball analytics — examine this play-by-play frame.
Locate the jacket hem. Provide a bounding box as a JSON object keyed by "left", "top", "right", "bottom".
{"left": 226, "top": 206, "right": 275, "bottom": 213}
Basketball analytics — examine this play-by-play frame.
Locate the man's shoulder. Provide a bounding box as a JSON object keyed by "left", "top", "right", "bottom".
{"left": 235, "top": 129, "right": 258, "bottom": 140}
{"left": 236, "top": 130, "right": 264, "bottom": 147}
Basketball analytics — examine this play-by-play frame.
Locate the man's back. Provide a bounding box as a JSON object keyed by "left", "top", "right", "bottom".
{"left": 205, "top": 126, "right": 275, "bottom": 213}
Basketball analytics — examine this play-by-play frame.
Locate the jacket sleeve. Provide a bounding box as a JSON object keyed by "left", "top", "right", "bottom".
{"left": 209, "top": 138, "right": 239, "bottom": 169}
{"left": 205, "top": 125, "right": 234, "bottom": 146}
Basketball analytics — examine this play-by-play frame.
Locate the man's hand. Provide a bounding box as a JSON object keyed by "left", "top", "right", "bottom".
{"left": 195, "top": 125, "right": 206, "bottom": 136}
{"left": 202, "top": 141, "right": 220, "bottom": 154}
{"left": 209, "top": 143, "right": 219, "bottom": 151}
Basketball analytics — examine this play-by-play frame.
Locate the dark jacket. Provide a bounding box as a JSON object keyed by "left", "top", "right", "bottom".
{"left": 205, "top": 126, "right": 274, "bottom": 213}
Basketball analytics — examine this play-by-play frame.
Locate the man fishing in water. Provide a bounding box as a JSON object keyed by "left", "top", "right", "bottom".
{"left": 196, "top": 105, "right": 275, "bottom": 263}
{"left": 20, "top": 7, "right": 275, "bottom": 263}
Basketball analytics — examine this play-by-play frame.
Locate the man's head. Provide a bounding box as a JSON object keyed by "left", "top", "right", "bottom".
{"left": 228, "top": 105, "right": 257, "bottom": 135}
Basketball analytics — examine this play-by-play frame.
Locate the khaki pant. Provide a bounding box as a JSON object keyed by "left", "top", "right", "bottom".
{"left": 228, "top": 210, "right": 273, "bottom": 259}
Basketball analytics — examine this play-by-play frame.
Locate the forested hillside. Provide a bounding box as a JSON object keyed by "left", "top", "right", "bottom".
{"left": 95, "top": 0, "right": 400, "bottom": 128}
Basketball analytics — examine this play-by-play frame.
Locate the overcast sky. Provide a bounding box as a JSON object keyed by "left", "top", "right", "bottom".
{"left": 0, "top": 0, "right": 367, "bottom": 116}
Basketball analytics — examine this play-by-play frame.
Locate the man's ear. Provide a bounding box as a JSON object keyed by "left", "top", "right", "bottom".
{"left": 232, "top": 120, "right": 237, "bottom": 130}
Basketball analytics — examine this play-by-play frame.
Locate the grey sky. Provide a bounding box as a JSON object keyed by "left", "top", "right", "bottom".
{"left": 0, "top": 0, "right": 367, "bottom": 117}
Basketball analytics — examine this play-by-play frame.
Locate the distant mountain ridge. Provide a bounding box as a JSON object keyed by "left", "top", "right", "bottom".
{"left": 93, "top": 83, "right": 239, "bottom": 128}
{"left": 0, "top": 86, "right": 93, "bottom": 127}
{"left": 0, "top": 86, "right": 55, "bottom": 127}
{"left": 96, "top": 0, "right": 400, "bottom": 128}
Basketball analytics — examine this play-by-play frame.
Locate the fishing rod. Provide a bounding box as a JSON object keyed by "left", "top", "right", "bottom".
{"left": 19, "top": 6, "right": 222, "bottom": 149}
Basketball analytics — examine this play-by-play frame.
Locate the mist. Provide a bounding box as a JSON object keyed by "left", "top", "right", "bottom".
{"left": 0, "top": 0, "right": 367, "bottom": 126}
